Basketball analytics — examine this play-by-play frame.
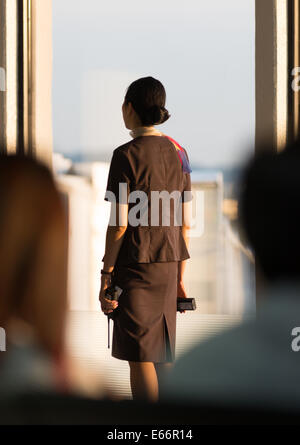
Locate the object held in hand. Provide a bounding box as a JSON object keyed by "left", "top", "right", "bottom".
{"left": 177, "top": 297, "right": 196, "bottom": 312}
{"left": 105, "top": 285, "right": 123, "bottom": 349}
{"left": 105, "top": 285, "right": 122, "bottom": 301}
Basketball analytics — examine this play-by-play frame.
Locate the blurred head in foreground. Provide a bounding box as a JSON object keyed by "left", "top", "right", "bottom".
{"left": 0, "top": 154, "right": 68, "bottom": 387}
{"left": 239, "top": 140, "right": 300, "bottom": 285}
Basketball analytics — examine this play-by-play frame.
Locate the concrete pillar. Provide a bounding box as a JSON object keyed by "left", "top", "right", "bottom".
{"left": 0, "top": 0, "right": 53, "bottom": 168}
{"left": 255, "top": 0, "right": 288, "bottom": 152}
{"left": 30, "top": 0, "right": 53, "bottom": 168}
{"left": 287, "top": 0, "right": 300, "bottom": 143}
{"left": 255, "top": 1, "right": 289, "bottom": 300}
{"left": 0, "top": 1, "right": 6, "bottom": 151}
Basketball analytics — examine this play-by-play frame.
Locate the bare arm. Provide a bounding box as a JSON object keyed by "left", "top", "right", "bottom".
{"left": 177, "top": 201, "right": 192, "bottom": 306}
{"left": 178, "top": 225, "right": 190, "bottom": 282}
{"left": 99, "top": 203, "right": 128, "bottom": 313}
{"left": 102, "top": 202, "right": 128, "bottom": 270}
{"left": 102, "top": 226, "right": 127, "bottom": 272}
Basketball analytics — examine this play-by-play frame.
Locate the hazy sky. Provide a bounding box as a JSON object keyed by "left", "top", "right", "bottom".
{"left": 52, "top": 0, "right": 254, "bottom": 167}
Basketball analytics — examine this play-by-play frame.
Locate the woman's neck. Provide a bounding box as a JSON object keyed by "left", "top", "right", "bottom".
{"left": 129, "top": 126, "right": 164, "bottom": 139}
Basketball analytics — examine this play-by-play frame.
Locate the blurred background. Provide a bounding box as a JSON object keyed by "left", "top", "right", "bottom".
{"left": 51, "top": 0, "right": 255, "bottom": 398}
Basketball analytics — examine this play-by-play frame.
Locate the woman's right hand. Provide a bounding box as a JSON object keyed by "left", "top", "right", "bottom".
{"left": 99, "top": 275, "right": 118, "bottom": 314}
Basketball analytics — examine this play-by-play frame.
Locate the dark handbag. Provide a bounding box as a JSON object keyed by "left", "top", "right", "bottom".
{"left": 177, "top": 297, "right": 196, "bottom": 312}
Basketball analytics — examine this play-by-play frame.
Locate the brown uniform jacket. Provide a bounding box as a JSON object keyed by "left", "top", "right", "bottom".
{"left": 103, "top": 135, "right": 192, "bottom": 266}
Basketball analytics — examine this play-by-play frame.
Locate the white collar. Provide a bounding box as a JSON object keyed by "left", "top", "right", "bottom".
{"left": 129, "top": 126, "right": 164, "bottom": 139}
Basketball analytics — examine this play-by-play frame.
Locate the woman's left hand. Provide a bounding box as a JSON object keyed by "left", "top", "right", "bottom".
{"left": 177, "top": 280, "right": 188, "bottom": 313}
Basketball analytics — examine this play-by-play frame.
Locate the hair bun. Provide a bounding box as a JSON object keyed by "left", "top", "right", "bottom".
{"left": 159, "top": 106, "right": 170, "bottom": 125}
{"left": 147, "top": 105, "right": 170, "bottom": 125}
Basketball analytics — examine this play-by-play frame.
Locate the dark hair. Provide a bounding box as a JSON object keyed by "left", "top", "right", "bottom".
{"left": 239, "top": 140, "right": 300, "bottom": 282}
{"left": 124, "top": 76, "right": 170, "bottom": 126}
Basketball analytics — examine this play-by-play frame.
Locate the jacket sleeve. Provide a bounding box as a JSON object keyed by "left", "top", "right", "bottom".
{"left": 104, "top": 149, "right": 131, "bottom": 204}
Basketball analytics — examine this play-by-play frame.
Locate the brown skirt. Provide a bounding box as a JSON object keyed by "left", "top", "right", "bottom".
{"left": 111, "top": 261, "right": 178, "bottom": 363}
